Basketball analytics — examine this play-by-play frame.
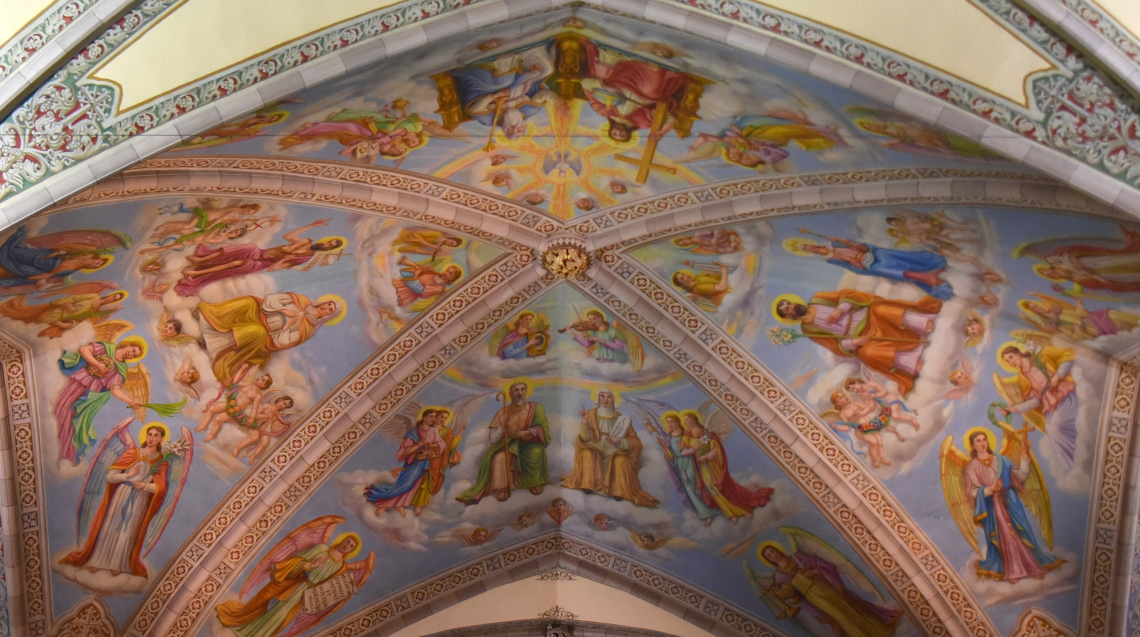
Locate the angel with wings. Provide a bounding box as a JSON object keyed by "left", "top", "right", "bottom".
{"left": 217, "top": 515, "right": 374, "bottom": 637}
{"left": 0, "top": 282, "right": 127, "bottom": 338}
{"left": 156, "top": 306, "right": 198, "bottom": 348}
{"left": 940, "top": 424, "right": 1065, "bottom": 583}
{"left": 1018, "top": 291, "right": 1139, "bottom": 341}
{"left": 53, "top": 326, "right": 185, "bottom": 464}
{"left": 438, "top": 525, "right": 504, "bottom": 547}
{"left": 280, "top": 100, "right": 463, "bottom": 165}
{"left": 488, "top": 310, "right": 551, "bottom": 360}
{"left": 992, "top": 336, "right": 1079, "bottom": 472}
{"left": 671, "top": 261, "right": 732, "bottom": 312}
{"left": 944, "top": 356, "right": 977, "bottom": 401}
{"left": 150, "top": 199, "right": 264, "bottom": 244}
{"left": 0, "top": 224, "right": 128, "bottom": 294}
{"left": 231, "top": 390, "right": 297, "bottom": 465}
{"left": 745, "top": 526, "right": 902, "bottom": 637}
{"left": 509, "top": 506, "right": 545, "bottom": 531}
{"left": 558, "top": 309, "right": 643, "bottom": 372}
{"left": 57, "top": 418, "right": 192, "bottom": 594}
{"left": 627, "top": 528, "right": 699, "bottom": 551}
{"left": 365, "top": 394, "right": 489, "bottom": 516}
{"left": 172, "top": 357, "right": 201, "bottom": 402}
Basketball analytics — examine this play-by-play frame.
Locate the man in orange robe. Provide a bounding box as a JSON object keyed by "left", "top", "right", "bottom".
{"left": 776, "top": 289, "right": 942, "bottom": 397}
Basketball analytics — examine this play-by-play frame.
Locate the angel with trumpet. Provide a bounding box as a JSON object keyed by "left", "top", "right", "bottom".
{"left": 940, "top": 410, "right": 1065, "bottom": 584}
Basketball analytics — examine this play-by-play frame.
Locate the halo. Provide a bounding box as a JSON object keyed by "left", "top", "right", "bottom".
{"left": 589, "top": 387, "right": 621, "bottom": 407}
{"left": 659, "top": 410, "right": 682, "bottom": 429}
{"left": 996, "top": 340, "right": 1028, "bottom": 372}
{"left": 315, "top": 294, "right": 348, "bottom": 326}
{"left": 781, "top": 237, "right": 821, "bottom": 257}
{"left": 757, "top": 540, "right": 785, "bottom": 566}
{"left": 680, "top": 410, "right": 703, "bottom": 428}
{"left": 670, "top": 236, "right": 695, "bottom": 249}
{"left": 138, "top": 422, "right": 170, "bottom": 446}
{"left": 315, "top": 236, "right": 348, "bottom": 252}
{"left": 330, "top": 532, "right": 363, "bottom": 559}
{"left": 80, "top": 253, "right": 114, "bottom": 273}
{"left": 963, "top": 427, "right": 997, "bottom": 454}
{"left": 511, "top": 310, "right": 536, "bottom": 329}
{"left": 105, "top": 289, "right": 129, "bottom": 304}
{"left": 117, "top": 337, "right": 148, "bottom": 363}
{"left": 503, "top": 377, "right": 534, "bottom": 399}
{"left": 771, "top": 293, "right": 805, "bottom": 326}
{"left": 442, "top": 235, "right": 467, "bottom": 249}
{"left": 599, "top": 121, "right": 640, "bottom": 150}
{"left": 433, "top": 406, "right": 453, "bottom": 427}
{"left": 1032, "top": 263, "right": 1066, "bottom": 282}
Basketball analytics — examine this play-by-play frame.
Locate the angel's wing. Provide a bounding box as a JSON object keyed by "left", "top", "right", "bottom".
{"left": 376, "top": 400, "right": 422, "bottom": 442}
{"left": 674, "top": 140, "right": 724, "bottom": 165}
{"left": 665, "top": 536, "right": 700, "bottom": 549}
{"left": 991, "top": 372, "right": 1044, "bottom": 429}
{"left": 446, "top": 392, "right": 493, "bottom": 431}
{"left": 627, "top": 528, "right": 646, "bottom": 549}
{"left": 173, "top": 358, "right": 200, "bottom": 401}
{"left": 422, "top": 119, "right": 469, "bottom": 142}
{"left": 531, "top": 313, "right": 550, "bottom": 331}
{"left": 612, "top": 320, "right": 643, "bottom": 372}
{"left": 997, "top": 424, "right": 1053, "bottom": 549}
{"left": 76, "top": 417, "right": 135, "bottom": 545}
{"left": 487, "top": 323, "right": 512, "bottom": 356}
{"left": 698, "top": 400, "right": 735, "bottom": 440}
{"left": 35, "top": 280, "right": 118, "bottom": 299}
{"left": 485, "top": 527, "right": 504, "bottom": 542}
{"left": 960, "top": 356, "right": 974, "bottom": 377}
{"left": 93, "top": 320, "right": 134, "bottom": 343}
{"left": 26, "top": 228, "right": 132, "bottom": 253}
{"left": 240, "top": 515, "right": 345, "bottom": 598}
{"left": 1031, "top": 292, "right": 1076, "bottom": 312}
{"left": 280, "top": 551, "right": 375, "bottom": 637}
{"left": 939, "top": 436, "right": 980, "bottom": 555}
{"left": 1010, "top": 330, "right": 1054, "bottom": 349}
{"left": 1012, "top": 235, "right": 1124, "bottom": 260}
{"left": 143, "top": 426, "right": 194, "bottom": 556}
{"left": 781, "top": 526, "right": 882, "bottom": 600}
{"left": 123, "top": 364, "right": 151, "bottom": 422}
{"left": 623, "top": 397, "right": 674, "bottom": 432}
{"left": 943, "top": 386, "right": 972, "bottom": 401}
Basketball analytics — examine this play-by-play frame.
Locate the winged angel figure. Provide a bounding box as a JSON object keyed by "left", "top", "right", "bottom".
{"left": 217, "top": 515, "right": 375, "bottom": 637}
{"left": 0, "top": 280, "right": 127, "bottom": 338}
{"left": 55, "top": 417, "right": 192, "bottom": 594}
{"left": 744, "top": 526, "right": 902, "bottom": 637}
{"left": 364, "top": 393, "right": 492, "bottom": 516}
{"left": 939, "top": 419, "right": 1065, "bottom": 583}
{"left": 54, "top": 321, "right": 186, "bottom": 464}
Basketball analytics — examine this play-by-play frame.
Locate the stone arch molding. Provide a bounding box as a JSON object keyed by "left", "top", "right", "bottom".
{"left": 4, "top": 0, "right": 1140, "bottom": 225}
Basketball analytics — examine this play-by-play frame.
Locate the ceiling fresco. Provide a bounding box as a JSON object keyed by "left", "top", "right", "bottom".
{"left": 159, "top": 10, "right": 1017, "bottom": 221}
{"left": 628, "top": 206, "right": 1140, "bottom": 634}
{"left": 5, "top": 3, "right": 1140, "bottom": 637}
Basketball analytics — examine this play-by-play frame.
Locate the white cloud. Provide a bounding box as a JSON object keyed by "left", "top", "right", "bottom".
{"left": 960, "top": 549, "right": 1079, "bottom": 606}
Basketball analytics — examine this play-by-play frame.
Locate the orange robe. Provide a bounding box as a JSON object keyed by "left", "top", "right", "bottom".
{"left": 800, "top": 289, "right": 941, "bottom": 396}
{"left": 562, "top": 409, "right": 659, "bottom": 507}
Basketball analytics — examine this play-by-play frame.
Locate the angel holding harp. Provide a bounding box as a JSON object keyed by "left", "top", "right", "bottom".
{"left": 939, "top": 420, "right": 1065, "bottom": 584}
{"left": 217, "top": 515, "right": 374, "bottom": 637}
{"left": 744, "top": 526, "right": 902, "bottom": 637}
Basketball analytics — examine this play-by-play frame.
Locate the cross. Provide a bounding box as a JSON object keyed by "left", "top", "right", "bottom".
{"left": 615, "top": 102, "right": 678, "bottom": 184}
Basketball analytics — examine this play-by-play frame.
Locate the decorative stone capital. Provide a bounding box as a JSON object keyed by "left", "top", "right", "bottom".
{"left": 542, "top": 238, "right": 590, "bottom": 278}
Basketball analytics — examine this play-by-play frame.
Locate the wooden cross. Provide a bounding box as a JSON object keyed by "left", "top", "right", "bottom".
{"left": 615, "top": 102, "right": 678, "bottom": 184}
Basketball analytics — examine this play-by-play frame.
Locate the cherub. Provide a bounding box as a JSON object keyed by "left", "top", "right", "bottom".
{"left": 592, "top": 513, "right": 611, "bottom": 531}
{"left": 231, "top": 391, "right": 295, "bottom": 464}
{"left": 962, "top": 310, "right": 986, "bottom": 348}
{"left": 547, "top": 497, "right": 571, "bottom": 526}
{"left": 944, "top": 357, "right": 977, "bottom": 401}
{"left": 627, "top": 528, "right": 699, "bottom": 551}
{"left": 196, "top": 363, "right": 273, "bottom": 442}
{"left": 843, "top": 376, "right": 920, "bottom": 431}
{"left": 172, "top": 357, "right": 201, "bottom": 401}
{"left": 156, "top": 306, "right": 197, "bottom": 347}
{"left": 823, "top": 391, "right": 904, "bottom": 469}
{"left": 483, "top": 171, "right": 513, "bottom": 188}
{"left": 523, "top": 192, "right": 546, "bottom": 206}
{"left": 139, "top": 223, "right": 251, "bottom": 256}
{"left": 150, "top": 200, "right": 263, "bottom": 243}
{"left": 509, "top": 507, "right": 545, "bottom": 531}
{"left": 575, "top": 198, "right": 595, "bottom": 212}
{"left": 440, "top": 525, "right": 504, "bottom": 546}
{"left": 488, "top": 153, "right": 515, "bottom": 166}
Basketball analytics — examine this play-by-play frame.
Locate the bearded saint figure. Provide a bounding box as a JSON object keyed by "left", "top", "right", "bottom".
{"left": 562, "top": 389, "right": 659, "bottom": 507}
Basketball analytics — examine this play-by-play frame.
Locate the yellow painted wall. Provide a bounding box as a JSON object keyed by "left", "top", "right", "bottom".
{"left": 0, "top": 0, "right": 57, "bottom": 52}
{"left": 1090, "top": 0, "right": 1140, "bottom": 46}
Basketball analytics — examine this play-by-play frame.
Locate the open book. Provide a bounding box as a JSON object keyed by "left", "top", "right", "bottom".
{"left": 302, "top": 571, "right": 356, "bottom": 614}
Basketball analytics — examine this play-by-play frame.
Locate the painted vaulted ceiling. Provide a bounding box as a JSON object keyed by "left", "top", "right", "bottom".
{"left": 2, "top": 3, "right": 1140, "bottom": 637}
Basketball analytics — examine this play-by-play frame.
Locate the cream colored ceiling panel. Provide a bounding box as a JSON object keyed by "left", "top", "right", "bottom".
{"left": 1090, "top": 0, "right": 1140, "bottom": 43}
{"left": 89, "top": 0, "right": 402, "bottom": 113}
{"left": 0, "top": 0, "right": 58, "bottom": 49}
{"left": 388, "top": 575, "right": 716, "bottom": 637}
{"left": 752, "top": 0, "right": 1056, "bottom": 105}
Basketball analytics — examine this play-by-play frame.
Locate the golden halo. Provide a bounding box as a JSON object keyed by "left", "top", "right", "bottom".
{"left": 433, "top": 406, "right": 453, "bottom": 427}
{"left": 599, "top": 121, "right": 640, "bottom": 150}
{"left": 503, "top": 377, "right": 534, "bottom": 399}
{"left": 138, "top": 422, "right": 170, "bottom": 446}
{"left": 589, "top": 387, "right": 621, "bottom": 407}
{"left": 315, "top": 236, "right": 348, "bottom": 251}
{"left": 117, "top": 337, "right": 148, "bottom": 363}
{"left": 771, "top": 293, "right": 805, "bottom": 326}
{"left": 782, "top": 237, "right": 821, "bottom": 257}
{"left": 963, "top": 427, "right": 996, "bottom": 454}
{"left": 442, "top": 235, "right": 468, "bottom": 249}
{"left": 104, "top": 289, "right": 129, "bottom": 304}
{"left": 680, "top": 410, "right": 703, "bottom": 428}
{"left": 80, "top": 253, "right": 114, "bottom": 273}
{"left": 757, "top": 540, "right": 785, "bottom": 566}
{"left": 315, "top": 294, "right": 348, "bottom": 326}
{"left": 1032, "top": 263, "right": 1066, "bottom": 282}
{"left": 996, "top": 340, "right": 1028, "bottom": 373}
{"left": 659, "top": 411, "right": 683, "bottom": 430}
{"left": 442, "top": 263, "right": 466, "bottom": 282}
{"left": 331, "top": 532, "right": 363, "bottom": 559}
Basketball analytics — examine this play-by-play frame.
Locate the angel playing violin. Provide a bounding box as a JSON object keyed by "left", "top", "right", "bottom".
{"left": 53, "top": 326, "right": 185, "bottom": 464}
{"left": 558, "top": 309, "right": 644, "bottom": 372}
{"left": 217, "top": 515, "right": 374, "bottom": 637}
{"left": 55, "top": 418, "right": 192, "bottom": 595}
{"left": 940, "top": 422, "right": 1065, "bottom": 584}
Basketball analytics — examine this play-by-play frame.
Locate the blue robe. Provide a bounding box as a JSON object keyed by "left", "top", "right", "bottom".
{"left": 827, "top": 240, "right": 953, "bottom": 300}
{"left": 450, "top": 64, "right": 546, "bottom": 125}
{"left": 664, "top": 434, "right": 719, "bottom": 520}
{"left": 364, "top": 429, "right": 431, "bottom": 503}
{"left": 0, "top": 225, "right": 70, "bottom": 287}
{"left": 973, "top": 455, "right": 1058, "bottom": 578}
